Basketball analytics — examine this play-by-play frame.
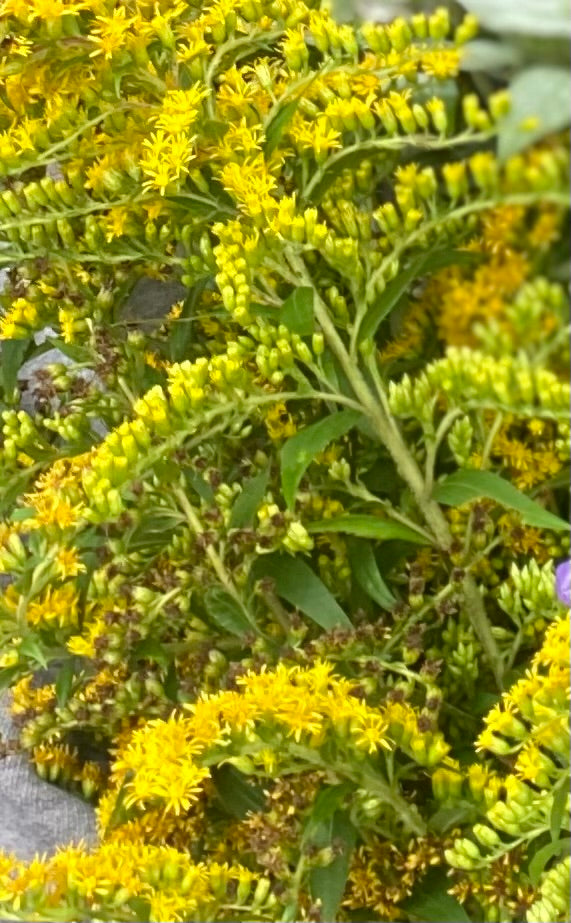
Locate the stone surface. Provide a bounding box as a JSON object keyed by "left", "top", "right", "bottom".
{"left": 0, "top": 696, "right": 96, "bottom": 860}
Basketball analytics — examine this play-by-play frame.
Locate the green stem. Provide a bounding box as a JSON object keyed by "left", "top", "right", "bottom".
{"left": 175, "top": 488, "right": 233, "bottom": 590}
{"left": 302, "top": 130, "right": 493, "bottom": 201}
{"left": 289, "top": 253, "right": 505, "bottom": 683}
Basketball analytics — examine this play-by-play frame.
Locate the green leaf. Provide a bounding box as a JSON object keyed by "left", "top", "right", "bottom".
{"left": 46, "top": 338, "right": 90, "bottom": 363}
{"left": 168, "top": 279, "right": 207, "bottom": 363}
{"left": 498, "top": 66, "right": 570, "bottom": 160}
{"left": 19, "top": 634, "right": 49, "bottom": 669}
{"left": 401, "top": 869, "right": 472, "bottom": 922}
{"left": 185, "top": 469, "right": 215, "bottom": 503}
{"left": 529, "top": 838, "right": 570, "bottom": 887}
{"left": 126, "top": 898, "right": 151, "bottom": 923}
{"left": 254, "top": 555, "right": 352, "bottom": 629}
{"left": 229, "top": 467, "right": 269, "bottom": 529}
{"left": 0, "top": 664, "right": 23, "bottom": 693}
{"left": 279, "top": 286, "right": 314, "bottom": 336}
{"left": 281, "top": 410, "right": 362, "bottom": 510}
{"left": 125, "top": 510, "right": 183, "bottom": 551}
{"left": 460, "top": 0, "right": 571, "bottom": 37}
{"left": 203, "top": 587, "right": 257, "bottom": 637}
{"left": 102, "top": 775, "right": 132, "bottom": 837}
{"left": 428, "top": 803, "right": 478, "bottom": 835}
{"left": 460, "top": 39, "right": 523, "bottom": 72}
{"left": 347, "top": 538, "right": 396, "bottom": 609}
{"left": 264, "top": 99, "right": 300, "bottom": 156}
{"left": 164, "top": 193, "right": 231, "bottom": 217}
{"left": 212, "top": 765, "right": 266, "bottom": 819}
{"left": 132, "top": 638, "right": 171, "bottom": 670}
{"left": 307, "top": 515, "right": 430, "bottom": 545}
{"left": 360, "top": 254, "right": 429, "bottom": 342}
{"left": 55, "top": 660, "right": 75, "bottom": 708}
{"left": 550, "top": 782, "right": 569, "bottom": 842}
{"left": 1, "top": 337, "right": 29, "bottom": 395}
{"left": 304, "top": 783, "right": 354, "bottom": 832}
{"left": 433, "top": 469, "right": 569, "bottom": 532}
{"left": 163, "top": 661, "right": 179, "bottom": 703}
{"left": 360, "top": 250, "right": 481, "bottom": 342}
{"left": 309, "top": 812, "right": 357, "bottom": 922}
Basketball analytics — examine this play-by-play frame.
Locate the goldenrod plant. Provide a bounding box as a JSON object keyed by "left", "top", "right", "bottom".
{"left": 0, "top": 1, "right": 568, "bottom": 920}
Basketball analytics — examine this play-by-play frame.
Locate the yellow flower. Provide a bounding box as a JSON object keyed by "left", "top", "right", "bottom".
{"left": 26, "top": 583, "right": 79, "bottom": 629}
{"left": 292, "top": 115, "right": 342, "bottom": 160}
{"left": 140, "top": 130, "right": 196, "bottom": 194}
{"left": 0, "top": 298, "right": 40, "bottom": 340}
{"left": 153, "top": 87, "right": 209, "bottom": 135}
{"left": 88, "top": 7, "right": 136, "bottom": 60}
{"left": 11, "top": 675, "right": 55, "bottom": 715}
{"left": 264, "top": 402, "right": 297, "bottom": 440}
{"left": 104, "top": 205, "right": 130, "bottom": 242}
{"left": 219, "top": 155, "right": 277, "bottom": 218}
{"left": 53, "top": 547, "right": 85, "bottom": 580}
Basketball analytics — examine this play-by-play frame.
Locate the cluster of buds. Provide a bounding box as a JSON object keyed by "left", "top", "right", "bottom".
{"left": 1, "top": 408, "right": 41, "bottom": 465}
{"left": 447, "top": 416, "right": 474, "bottom": 467}
{"left": 242, "top": 319, "right": 323, "bottom": 385}
{"left": 389, "top": 347, "right": 570, "bottom": 421}
{"left": 33, "top": 742, "right": 105, "bottom": 800}
{"left": 213, "top": 222, "right": 261, "bottom": 325}
{"left": 432, "top": 761, "right": 502, "bottom": 811}
{"left": 497, "top": 559, "right": 560, "bottom": 629}
{"left": 321, "top": 195, "right": 371, "bottom": 240}
{"left": 256, "top": 500, "right": 314, "bottom": 555}
{"left": 360, "top": 7, "right": 467, "bottom": 53}
{"left": 527, "top": 856, "right": 570, "bottom": 923}
{"left": 375, "top": 91, "right": 449, "bottom": 137}
{"left": 441, "top": 618, "right": 481, "bottom": 691}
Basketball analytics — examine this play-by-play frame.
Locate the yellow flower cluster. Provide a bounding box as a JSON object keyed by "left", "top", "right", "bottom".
{"left": 0, "top": 841, "right": 271, "bottom": 922}
{"left": 33, "top": 742, "right": 105, "bottom": 798}
{"left": 106, "top": 660, "right": 447, "bottom": 824}
{"left": 447, "top": 616, "right": 569, "bottom": 897}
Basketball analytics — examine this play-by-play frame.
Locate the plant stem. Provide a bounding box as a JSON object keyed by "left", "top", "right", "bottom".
{"left": 174, "top": 487, "right": 237, "bottom": 598}
{"left": 288, "top": 253, "right": 504, "bottom": 685}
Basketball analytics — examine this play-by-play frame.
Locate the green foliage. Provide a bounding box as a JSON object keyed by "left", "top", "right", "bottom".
{"left": 0, "top": 0, "right": 568, "bottom": 921}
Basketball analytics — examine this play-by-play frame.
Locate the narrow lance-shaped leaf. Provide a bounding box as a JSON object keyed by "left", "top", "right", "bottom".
{"left": 309, "top": 812, "right": 357, "bottom": 922}
{"left": 360, "top": 249, "right": 481, "bottom": 343}
{"left": 204, "top": 587, "right": 258, "bottom": 637}
{"left": 401, "top": 869, "right": 472, "bottom": 922}
{"left": 433, "top": 469, "right": 569, "bottom": 532}
{"left": 281, "top": 410, "right": 362, "bottom": 510}
{"left": 347, "top": 538, "right": 396, "bottom": 609}
{"left": 264, "top": 98, "right": 300, "bottom": 156}
{"left": 307, "top": 514, "right": 430, "bottom": 544}
{"left": 1, "top": 337, "right": 29, "bottom": 395}
{"left": 55, "top": 660, "right": 75, "bottom": 708}
{"left": 254, "top": 555, "right": 352, "bottom": 629}
{"left": 230, "top": 467, "right": 269, "bottom": 529}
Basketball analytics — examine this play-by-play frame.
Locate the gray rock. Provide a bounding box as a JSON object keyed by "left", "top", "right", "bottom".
{"left": 0, "top": 696, "right": 97, "bottom": 860}
{"left": 122, "top": 277, "right": 187, "bottom": 328}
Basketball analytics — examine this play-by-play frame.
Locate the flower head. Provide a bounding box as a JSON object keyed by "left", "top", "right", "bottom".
{"left": 555, "top": 560, "right": 571, "bottom": 607}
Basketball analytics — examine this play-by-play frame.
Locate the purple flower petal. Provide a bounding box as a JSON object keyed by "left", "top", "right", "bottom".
{"left": 555, "top": 560, "right": 571, "bottom": 607}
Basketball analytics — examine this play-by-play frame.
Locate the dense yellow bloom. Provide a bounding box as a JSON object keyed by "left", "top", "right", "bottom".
{"left": 26, "top": 583, "right": 79, "bottom": 629}
{"left": 219, "top": 155, "right": 278, "bottom": 218}
{"left": 2, "top": 0, "right": 87, "bottom": 21}
{"left": 88, "top": 7, "right": 136, "bottom": 59}
{"left": 153, "top": 86, "right": 209, "bottom": 135}
{"left": 0, "top": 297, "right": 40, "bottom": 340}
{"left": 140, "top": 130, "right": 196, "bottom": 194}
{"left": 11, "top": 675, "right": 55, "bottom": 715}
